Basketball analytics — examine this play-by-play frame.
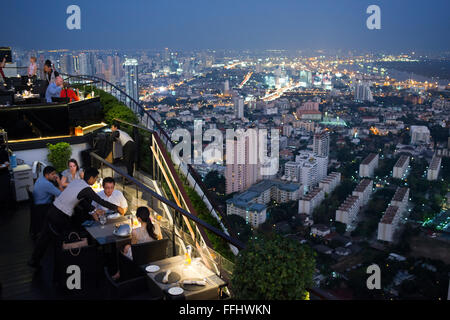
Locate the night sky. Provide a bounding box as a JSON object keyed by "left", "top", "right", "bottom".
{"left": 2, "top": 0, "right": 449, "bottom": 52}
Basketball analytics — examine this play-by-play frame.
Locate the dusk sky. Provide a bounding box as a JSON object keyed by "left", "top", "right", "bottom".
{"left": 2, "top": 0, "right": 449, "bottom": 52}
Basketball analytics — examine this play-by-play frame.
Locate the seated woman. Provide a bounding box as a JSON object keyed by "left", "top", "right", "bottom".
{"left": 123, "top": 206, "right": 162, "bottom": 260}
{"left": 61, "top": 159, "right": 84, "bottom": 188}
{"left": 112, "top": 207, "right": 162, "bottom": 280}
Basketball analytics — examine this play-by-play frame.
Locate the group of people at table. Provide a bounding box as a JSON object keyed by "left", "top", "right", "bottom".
{"left": 28, "top": 158, "right": 161, "bottom": 280}
{"left": 1, "top": 56, "right": 80, "bottom": 104}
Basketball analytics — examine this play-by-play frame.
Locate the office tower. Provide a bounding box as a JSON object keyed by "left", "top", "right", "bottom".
{"left": 124, "top": 58, "right": 139, "bottom": 102}
{"left": 354, "top": 81, "right": 374, "bottom": 102}
{"left": 225, "top": 137, "right": 262, "bottom": 194}
{"left": 234, "top": 96, "right": 244, "bottom": 119}
{"left": 313, "top": 130, "right": 330, "bottom": 157}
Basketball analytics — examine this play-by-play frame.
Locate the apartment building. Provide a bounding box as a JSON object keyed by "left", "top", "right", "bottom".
{"left": 359, "top": 153, "right": 379, "bottom": 178}
{"left": 319, "top": 172, "right": 341, "bottom": 194}
{"left": 427, "top": 155, "right": 442, "bottom": 181}
{"left": 393, "top": 155, "right": 410, "bottom": 179}
{"left": 298, "top": 187, "right": 325, "bottom": 216}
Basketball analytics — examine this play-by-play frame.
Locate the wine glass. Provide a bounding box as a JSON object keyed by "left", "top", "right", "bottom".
{"left": 99, "top": 214, "right": 107, "bottom": 227}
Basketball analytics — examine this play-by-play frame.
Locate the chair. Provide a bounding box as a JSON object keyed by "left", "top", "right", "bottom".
{"left": 131, "top": 239, "right": 170, "bottom": 266}
{"left": 54, "top": 243, "right": 100, "bottom": 298}
{"left": 103, "top": 266, "right": 163, "bottom": 300}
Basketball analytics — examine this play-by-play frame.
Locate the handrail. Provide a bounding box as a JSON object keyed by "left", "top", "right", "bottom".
{"left": 89, "top": 151, "right": 245, "bottom": 250}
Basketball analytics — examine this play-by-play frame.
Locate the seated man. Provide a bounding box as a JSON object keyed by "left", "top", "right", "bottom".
{"left": 45, "top": 76, "right": 63, "bottom": 103}
{"left": 92, "top": 177, "right": 128, "bottom": 214}
{"left": 32, "top": 166, "right": 63, "bottom": 236}
{"left": 60, "top": 82, "right": 80, "bottom": 102}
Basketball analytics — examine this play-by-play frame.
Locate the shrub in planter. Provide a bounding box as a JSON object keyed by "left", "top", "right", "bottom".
{"left": 104, "top": 104, "right": 138, "bottom": 125}
{"left": 47, "top": 142, "right": 72, "bottom": 173}
{"left": 231, "top": 235, "right": 315, "bottom": 300}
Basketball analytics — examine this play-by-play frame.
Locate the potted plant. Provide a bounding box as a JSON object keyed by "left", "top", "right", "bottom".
{"left": 47, "top": 142, "right": 72, "bottom": 173}
{"left": 231, "top": 234, "right": 315, "bottom": 300}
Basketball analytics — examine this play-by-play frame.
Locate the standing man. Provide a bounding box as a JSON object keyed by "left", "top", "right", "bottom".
{"left": 28, "top": 167, "right": 126, "bottom": 268}
{"left": 43, "top": 59, "right": 59, "bottom": 88}
{"left": 111, "top": 122, "right": 136, "bottom": 179}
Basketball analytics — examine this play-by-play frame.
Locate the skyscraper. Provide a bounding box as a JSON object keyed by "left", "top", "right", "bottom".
{"left": 124, "top": 58, "right": 139, "bottom": 102}
{"left": 60, "top": 54, "right": 73, "bottom": 74}
{"left": 313, "top": 130, "right": 330, "bottom": 157}
{"left": 224, "top": 80, "right": 230, "bottom": 94}
{"left": 225, "top": 137, "right": 262, "bottom": 194}
{"left": 79, "top": 53, "right": 93, "bottom": 75}
{"left": 234, "top": 96, "right": 244, "bottom": 119}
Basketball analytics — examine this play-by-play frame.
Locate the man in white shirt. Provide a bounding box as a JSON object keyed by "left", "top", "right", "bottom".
{"left": 93, "top": 177, "right": 128, "bottom": 213}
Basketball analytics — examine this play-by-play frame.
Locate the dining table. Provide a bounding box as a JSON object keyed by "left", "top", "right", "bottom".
{"left": 83, "top": 214, "right": 131, "bottom": 246}
{"left": 141, "top": 255, "right": 227, "bottom": 300}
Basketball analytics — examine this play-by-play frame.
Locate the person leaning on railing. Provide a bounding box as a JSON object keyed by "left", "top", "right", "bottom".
{"left": 28, "top": 167, "right": 126, "bottom": 269}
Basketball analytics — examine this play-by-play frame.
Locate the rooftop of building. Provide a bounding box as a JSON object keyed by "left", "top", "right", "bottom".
{"left": 354, "top": 179, "right": 372, "bottom": 192}
{"left": 361, "top": 153, "right": 378, "bottom": 165}
{"left": 394, "top": 155, "right": 410, "bottom": 168}
{"left": 392, "top": 187, "right": 409, "bottom": 202}
{"left": 380, "top": 205, "right": 400, "bottom": 224}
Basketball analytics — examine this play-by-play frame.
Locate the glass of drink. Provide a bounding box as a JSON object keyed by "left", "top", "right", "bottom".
{"left": 99, "top": 214, "right": 107, "bottom": 227}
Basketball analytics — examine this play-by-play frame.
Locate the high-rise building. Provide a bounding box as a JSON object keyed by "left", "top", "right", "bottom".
{"left": 234, "top": 97, "right": 244, "bottom": 119}
{"left": 224, "top": 80, "right": 230, "bottom": 94}
{"left": 79, "top": 52, "right": 93, "bottom": 75}
{"left": 354, "top": 82, "right": 374, "bottom": 102}
{"left": 60, "top": 54, "right": 73, "bottom": 74}
{"left": 225, "top": 137, "right": 262, "bottom": 194}
{"left": 313, "top": 130, "right": 330, "bottom": 157}
{"left": 114, "top": 55, "right": 123, "bottom": 79}
{"left": 72, "top": 55, "right": 80, "bottom": 74}
{"left": 124, "top": 58, "right": 139, "bottom": 102}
